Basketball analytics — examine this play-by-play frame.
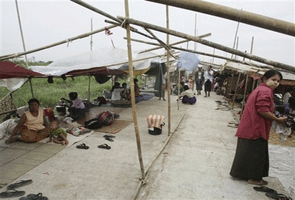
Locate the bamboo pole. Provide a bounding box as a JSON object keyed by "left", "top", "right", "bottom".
{"left": 232, "top": 73, "right": 241, "bottom": 108}
{"left": 240, "top": 74, "right": 249, "bottom": 118}
{"left": 90, "top": 18, "right": 93, "bottom": 51}
{"left": 145, "top": 0, "right": 295, "bottom": 37}
{"left": 0, "top": 25, "right": 118, "bottom": 61}
{"left": 170, "top": 46, "right": 263, "bottom": 68}
{"left": 166, "top": 5, "right": 171, "bottom": 136}
{"left": 136, "top": 33, "right": 211, "bottom": 54}
{"left": 144, "top": 28, "right": 176, "bottom": 59}
{"left": 87, "top": 75, "right": 91, "bottom": 100}
{"left": 117, "top": 16, "right": 295, "bottom": 73}
{"left": 124, "top": 0, "right": 145, "bottom": 182}
{"left": 231, "top": 22, "right": 240, "bottom": 59}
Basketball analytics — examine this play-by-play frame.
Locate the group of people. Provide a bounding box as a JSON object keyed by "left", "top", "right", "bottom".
{"left": 104, "top": 79, "right": 140, "bottom": 102}
{"left": 195, "top": 65, "right": 214, "bottom": 97}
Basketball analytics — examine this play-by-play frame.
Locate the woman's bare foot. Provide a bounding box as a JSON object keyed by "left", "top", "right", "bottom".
{"left": 247, "top": 179, "right": 268, "bottom": 186}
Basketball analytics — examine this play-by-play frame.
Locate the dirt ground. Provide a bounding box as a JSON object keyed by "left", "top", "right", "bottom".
{"left": 269, "top": 128, "right": 295, "bottom": 147}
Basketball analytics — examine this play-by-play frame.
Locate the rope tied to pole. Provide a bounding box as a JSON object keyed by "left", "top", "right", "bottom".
{"left": 66, "top": 39, "right": 72, "bottom": 47}
{"left": 120, "top": 18, "right": 128, "bottom": 28}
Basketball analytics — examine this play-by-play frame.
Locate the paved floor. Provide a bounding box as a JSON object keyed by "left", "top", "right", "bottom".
{"left": 0, "top": 92, "right": 293, "bottom": 200}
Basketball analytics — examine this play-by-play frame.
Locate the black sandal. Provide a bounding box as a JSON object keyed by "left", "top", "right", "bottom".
{"left": 98, "top": 144, "right": 111, "bottom": 150}
{"left": 76, "top": 143, "right": 89, "bottom": 149}
{"left": 7, "top": 179, "right": 33, "bottom": 190}
{"left": 0, "top": 190, "right": 25, "bottom": 198}
{"left": 253, "top": 186, "right": 277, "bottom": 194}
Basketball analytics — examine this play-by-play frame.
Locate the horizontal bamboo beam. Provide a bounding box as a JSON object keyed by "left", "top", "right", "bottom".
{"left": 0, "top": 25, "right": 118, "bottom": 61}
{"left": 170, "top": 46, "right": 264, "bottom": 68}
{"left": 117, "top": 16, "right": 295, "bottom": 73}
{"left": 145, "top": 0, "right": 295, "bottom": 37}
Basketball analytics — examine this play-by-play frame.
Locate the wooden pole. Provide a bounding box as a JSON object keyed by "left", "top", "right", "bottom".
{"left": 231, "top": 22, "right": 240, "bottom": 59}
{"left": 145, "top": 0, "right": 295, "bottom": 37}
{"left": 241, "top": 74, "right": 249, "bottom": 117}
{"left": 90, "top": 18, "right": 93, "bottom": 51}
{"left": 124, "top": 0, "right": 145, "bottom": 181}
{"left": 171, "top": 46, "right": 263, "bottom": 68}
{"left": 232, "top": 73, "right": 241, "bottom": 108}
{"left": 118, "top": 16, "right": 295, "bottom": 73}
{"left": 29, "top": 78, "right": 34, "bottom": 98}
{"left": 137, "top": 33, "right": 211, "bottom": 54}
{"left": 177, "top": 66, "right": 180, "bottom": 110}
{"left": 88, "top": 75, "right": 91, "bottom": 100}
{"left": 0, "top": 25, "right": 118, "bottom": 61}
{"left": 166, "top": 5, "right": 171, "bottom": 136}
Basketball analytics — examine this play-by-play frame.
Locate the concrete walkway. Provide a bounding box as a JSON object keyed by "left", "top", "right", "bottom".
{"left": 0, "top": 92, "right": 292, "bottom": 200}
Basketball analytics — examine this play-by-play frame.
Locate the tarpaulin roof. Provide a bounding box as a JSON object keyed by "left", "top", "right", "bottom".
{"left": 0, "top": 61, "right": 44, "bottom": 79}
{"left": 31, "top": 47, "right": 160, "bottom": 76}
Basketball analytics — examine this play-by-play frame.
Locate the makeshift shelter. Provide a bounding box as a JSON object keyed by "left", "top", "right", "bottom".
{"left": 31, "top": 47, "right": 160, "bottom": 77}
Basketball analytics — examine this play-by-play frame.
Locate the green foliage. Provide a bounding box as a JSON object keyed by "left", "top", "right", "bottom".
{"left": 1, "top": 76, "right": 112, "bottom": 108}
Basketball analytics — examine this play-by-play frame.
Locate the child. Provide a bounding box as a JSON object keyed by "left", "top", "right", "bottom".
{"left": 48, "top": 120, "right": 68, "bottom": 145}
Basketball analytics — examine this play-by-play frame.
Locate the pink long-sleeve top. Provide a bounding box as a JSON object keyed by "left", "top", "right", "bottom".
{"left": 235, "top": 83, "right": 274, "bottom": 140}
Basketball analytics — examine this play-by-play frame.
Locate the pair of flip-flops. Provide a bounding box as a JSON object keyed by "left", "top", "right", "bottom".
{"left": 19, "top": 193, "right": 48, "bottom": 200}
{"left": 0, "top": 179, "right": 32, "bottom": 198}
{"left": 103, "top": 135, "right": 115, "bottom": 142}
{"left": 253, "top": 186, "right": 292, "bottom": 200}
{"left": 76, "top": 143, "right": 89, "bottom": 149}
{"left": 98, "top": 143, "right": 111, "bottom": 150}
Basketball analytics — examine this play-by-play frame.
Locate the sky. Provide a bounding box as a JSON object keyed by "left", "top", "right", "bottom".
{"left": 0, "top": 0, "right": 294, "bottom": 67}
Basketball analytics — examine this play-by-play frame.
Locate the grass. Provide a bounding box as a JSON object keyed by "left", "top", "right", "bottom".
{"left": 0, "top": 75, "right": 144, "bottom": 109}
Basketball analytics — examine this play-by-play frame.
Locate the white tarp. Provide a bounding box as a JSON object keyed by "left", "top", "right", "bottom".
{"left": 31, "top": 47, "right": 160, "bottom": 76}
{"left": 0, "top": 78, "right": 27, "bottom": 92}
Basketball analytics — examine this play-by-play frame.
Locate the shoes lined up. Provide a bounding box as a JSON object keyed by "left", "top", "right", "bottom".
{"left": 75, "top": 134, "right": 115, "bottom": 150}
{"left": 0, "top": 179, "right": 48, "bottom": 199}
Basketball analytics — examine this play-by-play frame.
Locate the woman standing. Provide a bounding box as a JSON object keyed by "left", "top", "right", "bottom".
{"left": 5, "top": 98, "right": 50, "bottom": 144}
{"left": 230, "top": 70, "right": 286, "bottom": 186}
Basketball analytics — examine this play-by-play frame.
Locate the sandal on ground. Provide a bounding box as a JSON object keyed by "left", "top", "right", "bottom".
{"left": 98, "top": 144, "right": 111, "bottom": 150}
{"left": 253, "top": 186, "right": 277, "bottom": 194}
{"left": 104, "top": 137, "right": 114, "bottom": 142}
{"left": 247, "top": 179, "right": 268, "bottom": 186}
{"left": 76, "top": 143, "right": 89, "bottom": 149}
{"left": 19, "top": 193, "right": 48, "bottom": 200}
{"left": 6, "top": 179, "right": 33, "bottom": 190}
{"left": 103, "top": 135, "right": 115, "bottom": 138}
{"left": 266, "top": 192, "right": 292, "bottom": 200}
{"left": 0, "top": 190, "right": 25, "bottom": 198}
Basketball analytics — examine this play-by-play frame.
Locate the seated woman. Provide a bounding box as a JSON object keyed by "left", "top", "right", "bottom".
{"left": 61, "top": 92, "right": 86, "bottom": 121}
{"left": 179, "top": 85, "right": 197, "bottom": 104}
{"left": 5, "top": 98, "right": 50, "bottom": 144}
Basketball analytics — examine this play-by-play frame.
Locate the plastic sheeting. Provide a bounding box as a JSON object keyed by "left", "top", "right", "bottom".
{"left": 0, "top": 78, "right": 27, "bottom": 92}
{"left": 31, "top": 47, "right": 160, "bottom": 76}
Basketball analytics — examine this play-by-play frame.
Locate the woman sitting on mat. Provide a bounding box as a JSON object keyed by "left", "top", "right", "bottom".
{"left": 178, "top": 85, "right": 197, "bottom": 105}
{"left": 230, "top": 70, "right": 286, "bottom": 186}
{"left": 5, "top": 98, "right": 50, "bottom": 144}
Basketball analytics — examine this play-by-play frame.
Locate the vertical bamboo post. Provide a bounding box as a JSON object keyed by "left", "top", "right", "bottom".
{"left": 15, "top": 0, "right": 34, "bottom": 98}
{"left": 232, "top": 72, "right": 241, "bottom": 108}
{"left": 252, "top": 78, "right": 256, "bottom": 91}
{"left": 29, "top": 78, "right": 34, "bottom": 98}
{"left": 88, "top": 75, "right": 91, "bottom": 100}
{"left": 240, "top": 74, "right": 249, "bottom": 117}
{"left": 90, "top": 18, "right": 93, "bottom": 51}
{"left": 177, "top": 67, "right": 180, "bottom": 110}
{"left": 229, "top": 72, "right": 235, "bottom": 98}
{"left": 166, "top": 5, "right": 171, "bottom": 136}
{"left": 124, "top": 0, "right": 145, "bottom": 181}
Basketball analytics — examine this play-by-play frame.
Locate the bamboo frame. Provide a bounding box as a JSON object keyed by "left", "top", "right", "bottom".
{"left": 0, "top": 25, "right": 118, "bottom": 61}
{"left": 145, "top": 0, "right": 295, "bottom": 37}
{"left": 124, "top": 0, "right": 145, "bottom": 182}
{"left": 241, "top": 74, "right": 249, "bottom": 115}
{"left": 117, "top": 16, "right": 295, "bottom": 73}
{"left": 166, "top": 5, "right": 171, "bottom": 136}
{"left": 232, "top": 73, "right": 241, "bottom": 108}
